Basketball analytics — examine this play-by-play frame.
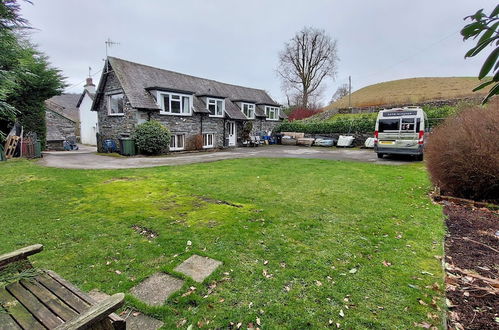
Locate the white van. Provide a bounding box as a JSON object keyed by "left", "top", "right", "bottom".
{"left": 374, "top": 107, "right": 428, "bottom": 160}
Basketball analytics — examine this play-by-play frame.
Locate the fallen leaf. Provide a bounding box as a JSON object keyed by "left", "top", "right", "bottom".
{"left": 414, "top": 321, "right": 431, "bottom": 328}
{"left": 248, "top": 302, "right": 253, "bottom": 308}
{"left": 349, "top": 268, "right": 357, "bottom": 274}
{"left": 315, "top": 280, "right": 323, "bottom": 286}
{"left": 263, "top": 260, "right": 269, "bottom": 265}
{"left": 339, "top": 309, "right": 344, "bottom": 317}
{"left": 280, "top": 262, "right": 286, "bottom": 268}
{"left": 418, "top": 299, "right": 427, "bottom": 305}
{"left": 186, "top": 240, "right": 192, "bottom": 246}
{"left": 236, "top": 322, "right": 242, "bottom": 329}
{"left": 115, "top": 270, "right": 122, "bottom": 275}
{"left": 382, "top": 261, "right": 392, "bottom": 267}
{"left": 186, "top": 324, "right": 193, "bottom": 330}
{"left": 328, "top": 319, "right": 333, "bottom": 325}
{"left": 256, "top": 317, "right": 261, "bottom": 326}
{"left": 336, "top": 323, "right": 341, "bottom": 328}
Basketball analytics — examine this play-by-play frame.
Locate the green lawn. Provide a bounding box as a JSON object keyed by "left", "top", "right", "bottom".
{"left": 0, "top": 158, "right": 445, "bottom": 329}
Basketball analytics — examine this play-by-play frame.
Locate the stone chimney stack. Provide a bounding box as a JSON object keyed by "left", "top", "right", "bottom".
{"left": 84, "top": 77, "right": 96, "bottom": 94}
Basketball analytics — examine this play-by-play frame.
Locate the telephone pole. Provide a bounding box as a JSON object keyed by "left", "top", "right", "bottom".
{"left": 348, "top": 76, "right": 352, "bottom": 108}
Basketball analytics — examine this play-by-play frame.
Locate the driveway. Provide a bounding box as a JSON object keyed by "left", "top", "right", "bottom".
{"left": 39, "top": 145, "right": 414, "bottom": 169}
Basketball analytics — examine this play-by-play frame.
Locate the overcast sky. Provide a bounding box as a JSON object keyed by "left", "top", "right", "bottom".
{"left": 21, "top": 0, "right": 497, "bottom": 105}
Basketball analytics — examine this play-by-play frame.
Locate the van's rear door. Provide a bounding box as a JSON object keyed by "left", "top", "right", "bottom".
{"left": 377, "top": 118, "right": 399, "bottom": 149}
{"left": 396, "top": 118, "right": 419, "bottom": 149}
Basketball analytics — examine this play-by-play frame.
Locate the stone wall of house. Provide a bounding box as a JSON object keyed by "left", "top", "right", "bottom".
{"left": 96, "top": 71, "right": 139, "bottom": 152}
{"left": 251, "top": 118, "right": 281, "bottom": 135}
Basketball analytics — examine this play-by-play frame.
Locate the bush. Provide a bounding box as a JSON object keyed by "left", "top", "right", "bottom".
{"left": 426, "top": 99, "right": 499, "bottom": 203}
{"left": 132, "top": 120, "right": 170, "bottom": 155}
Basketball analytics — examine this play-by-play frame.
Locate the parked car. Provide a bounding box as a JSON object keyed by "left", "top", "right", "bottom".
{"left": 374, "top": 106, "right": 428, "bottom": 160}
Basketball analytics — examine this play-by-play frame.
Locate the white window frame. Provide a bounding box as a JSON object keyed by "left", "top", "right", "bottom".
{"left": 107, "top": 93, "right": 124, "bottom": 116}
{"left": 265, "top": 106, "right": 280, "bottom": 121}
{"left": 207, "top": 98, "right": 224, "bottom": 117}
{"left": 242, "top": 103, "right": 255, "bottom": 119}
{"left": 158, "top": 92, "right": 192, "bottom": 116}
{"left": 170, "top": 134, "right": 185, "bottom": 151}
{"left": 203, "top": 133, "right": 214, "bottom": 149}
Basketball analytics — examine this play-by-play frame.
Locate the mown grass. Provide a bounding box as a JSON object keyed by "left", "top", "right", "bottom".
{"left": 0, "top": 158, "right": 445, "bottom": 328}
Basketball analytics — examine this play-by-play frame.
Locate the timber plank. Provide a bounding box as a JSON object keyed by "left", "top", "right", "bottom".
{"left": 36, "top": 274, "right": 90, "bottom": 314}
{"left": 46, "top": 271, "right": 125, "bottom": 330}
{"left": 21, "top": 279, "right": 78, "bottom": 322}
{"left": 7, "top": 281, "right": 63, "bottom": 328}
{"left": 0, "top": 244, "right": 43, "bottom": 269}
{"left": 0, "top": 287, "right": 44, "bottom": 330}
{"left": 0, "top": 305, "right": 22, "bottom": 330}
{"left": 54, "top": 293, "right": 124, "bottom": 330}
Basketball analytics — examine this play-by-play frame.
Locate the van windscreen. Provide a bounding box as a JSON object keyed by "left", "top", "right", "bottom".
{"left": 378, "top": 119, "right": 400, "bottom": 132}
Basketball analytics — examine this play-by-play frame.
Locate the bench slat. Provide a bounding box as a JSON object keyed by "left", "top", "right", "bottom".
{"left": 0, "top": 245, "right": 43, "bottom": 269}
{"left": 36, "top": 274, "right": 90, "bottom": 314}
{"left": 0, "top": 305, "right": 22, "bottom": 330}
{"left": 7, "top": 281, "right": 63, "bottom": 328}
{"left": 54, "top": 293, "right": 124, "bottom": 330}
{"left": 0, "top": 287, "right": 44, "bottom": 330}
{"left": 21, "top": 279, "right": 78, "bottom": 322}
{"left": 46, "top": 270, "right": 125, "bottom": 330}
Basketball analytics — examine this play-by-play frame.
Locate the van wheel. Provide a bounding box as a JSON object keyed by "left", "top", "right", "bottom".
{"left": 377, "top": 153, "right": 384, "bottom": 159}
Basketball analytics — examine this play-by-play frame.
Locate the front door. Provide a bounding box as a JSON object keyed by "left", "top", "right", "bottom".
{"left": 228, "top": 121, "right": 236, "bottom": 146}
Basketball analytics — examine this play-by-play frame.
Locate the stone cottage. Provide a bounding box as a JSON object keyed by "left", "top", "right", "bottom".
{"left": 45, "top": 94, "right": 80, "bottom": 150}
{"left": 91, "top": 57, "right": 287, "bottom": 152}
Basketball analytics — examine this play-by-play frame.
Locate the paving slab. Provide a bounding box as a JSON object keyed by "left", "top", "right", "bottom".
{"left": 87, "top": 289, "right": 110, "bottom": 302}
{"left": 130, "top": 272, "right": 184, "bottom": 306}
{"left": 123, "top": 310, "right": 164, "bottom": 330}
{"left": 174, "top": 255, "right": 222, "bottom": 283}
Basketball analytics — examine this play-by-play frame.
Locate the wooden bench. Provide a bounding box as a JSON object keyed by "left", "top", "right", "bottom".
{"left": 0, "top": 245, "right": 126, "bottom": 329}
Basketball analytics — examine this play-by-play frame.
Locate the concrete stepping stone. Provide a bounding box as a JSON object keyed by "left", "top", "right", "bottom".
{"left": 123, "top": 310, "right": 164, "bottom": 330}
{"left": 130, "top": 272, "right": 184, "bottom": 306}
{"left": 174, "top": 254, "right": 222, "bottom": 283}
{"left": 88, "top": 289, "right": 110, "bottom": 302}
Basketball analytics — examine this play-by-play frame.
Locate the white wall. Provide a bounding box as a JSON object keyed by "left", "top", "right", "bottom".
{"left": 79, "top": 93, "right": 98, "bottom": 145}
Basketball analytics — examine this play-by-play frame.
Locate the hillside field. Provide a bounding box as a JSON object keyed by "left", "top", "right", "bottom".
{"left": 325, "top": 77, "right": 488, "bottom": 110}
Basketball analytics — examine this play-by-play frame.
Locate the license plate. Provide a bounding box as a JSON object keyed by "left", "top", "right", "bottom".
{"left": 380, "top": 141, "right": 395, "bottom": 145}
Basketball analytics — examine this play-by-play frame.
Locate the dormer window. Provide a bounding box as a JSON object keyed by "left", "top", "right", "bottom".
{"left": 265, "top": 106, "right": 280, "bottom": 120}
{"left": 242, "top": 103, "right": 255, "bottom": 119}
{"left": 158, "top": 92, "right": 192, "bottom": 115}
{"left": 207, "top": 98, "right": 224, "bottom": 117}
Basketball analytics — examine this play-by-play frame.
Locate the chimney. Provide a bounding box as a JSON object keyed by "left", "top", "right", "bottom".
{"left": 84, "top": 77, "right": 96, "bottom": 94}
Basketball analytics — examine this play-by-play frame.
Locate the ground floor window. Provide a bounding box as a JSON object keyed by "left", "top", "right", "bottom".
{"left": 170, "top": 134, "right": 185, "bottom": 151}
{"left": 203, "top": 133, "right": 214, "bottom": 148}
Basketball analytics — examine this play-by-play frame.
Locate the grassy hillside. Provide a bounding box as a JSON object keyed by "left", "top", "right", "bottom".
{"left": 325, "top": 77, "right": 488, "bottom": 110}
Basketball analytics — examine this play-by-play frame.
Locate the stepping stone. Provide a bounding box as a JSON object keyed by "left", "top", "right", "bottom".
{"left": 123, "top": 310, "right": 164, "bottom": 330}
{"left": 130, "top": 272, "right": 184, "bottom": 306}
{"left": 174, "top": 254, "right": 222, "bottom": 283}
{"left": 88, "top": 289, "right": 110, "bottom": 302}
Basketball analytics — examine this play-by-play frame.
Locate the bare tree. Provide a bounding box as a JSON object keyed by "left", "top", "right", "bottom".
{"left": 330, "top": 83, "right": 350, "bottom": 104}
{"left": 277, "top": 27, "right": 338, "bottom": 108}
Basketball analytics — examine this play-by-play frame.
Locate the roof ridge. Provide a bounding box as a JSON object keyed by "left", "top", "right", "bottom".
{"left": 108, "top": 56, "right": 269, "bottom": 94}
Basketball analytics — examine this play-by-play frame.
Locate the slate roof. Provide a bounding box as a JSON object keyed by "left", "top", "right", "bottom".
{"left": 45, "top": 94, "right": 80, "bottom": 122}
{"left": 96, "top": 57, "right": 286, "bottom": 120}
{"left": 76, "top": 89, "right": 95, "bottom": 108}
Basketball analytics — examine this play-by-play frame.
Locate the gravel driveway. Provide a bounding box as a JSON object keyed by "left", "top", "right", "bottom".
{"left": 39, "top": 145, "right": 416, "bottom": 169}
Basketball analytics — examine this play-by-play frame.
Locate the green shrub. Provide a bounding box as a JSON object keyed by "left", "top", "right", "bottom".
{"left": 132, "top": 120, "right": 171, "bottom": 155}
{"left": 277, "top": 105, "right": 463, "bottom": 135}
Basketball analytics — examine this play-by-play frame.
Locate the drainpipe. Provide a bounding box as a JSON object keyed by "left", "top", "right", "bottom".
{"left": 223, "top": 117, "right": 226, "bottom": 148}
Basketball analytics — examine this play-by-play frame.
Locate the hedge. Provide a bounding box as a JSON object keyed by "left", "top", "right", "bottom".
{"left": 276, "top": 105, "right": 459, "bottom": 134}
